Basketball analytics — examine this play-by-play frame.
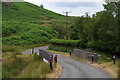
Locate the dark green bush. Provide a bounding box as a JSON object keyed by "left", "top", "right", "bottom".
{"left": 49, "top": 39, "right": 80, "bottom": 47}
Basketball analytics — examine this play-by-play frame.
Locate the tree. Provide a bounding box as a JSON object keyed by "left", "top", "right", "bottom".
{"left": 40, "top": 4, "right": 44, "bottom": 8}
{"left": 103, "top": 2, "right": 120, "bottom": 54}
{"left": 69, "top": 2, "right": 120, "bottom": 54}
{"left": 52, "top": 24, "right": 66, "bottom": 39}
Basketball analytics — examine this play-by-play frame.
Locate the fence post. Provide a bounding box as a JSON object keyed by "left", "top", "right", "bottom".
{"left": 54, "top": 55, "right": 57, "bottom": 63}
{"left": 92, "top": 54, "right": 94, "bottom": 63}
{"left": 113, "top": 55, "right": 116, "bottom": 64}
{"left": 49, "top": 55, "right": 53, "bottom": 70}
{"left": 70, "top": 50, "right": 72, "bottom": 56}
{"left": 54, "top": 55, "right": 57, "bottom": 68}
{"left": 32, "top": 48, "right": 34, "bottom": 54}
{"left": 39, "top": 49, "right": 43, "bottom": 61}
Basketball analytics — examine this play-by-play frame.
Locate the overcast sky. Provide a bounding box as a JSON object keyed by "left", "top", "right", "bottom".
{"left": 23, "top": 0, "right": 106, "bottom": 16}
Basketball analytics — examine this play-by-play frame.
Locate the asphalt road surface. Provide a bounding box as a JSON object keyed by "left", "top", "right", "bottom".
{"left": 58, "top": 55, "right": 111, "bottom": 78}
{"left": 22, "top": 46, "right": 111, "bottom": 78}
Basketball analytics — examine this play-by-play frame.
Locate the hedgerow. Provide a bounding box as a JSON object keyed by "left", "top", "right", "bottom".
{"left": 49, "top": 39, "right": 84, "bottom": 47}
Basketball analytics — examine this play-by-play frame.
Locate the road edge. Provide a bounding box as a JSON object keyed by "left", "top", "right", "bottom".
{"left": 46, "top": 64, "right": 62, "bottom": 78}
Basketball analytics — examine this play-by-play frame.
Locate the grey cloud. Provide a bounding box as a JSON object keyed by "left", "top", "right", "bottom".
{"left": 52, "top": 2, "right": 100, "bottom": 8}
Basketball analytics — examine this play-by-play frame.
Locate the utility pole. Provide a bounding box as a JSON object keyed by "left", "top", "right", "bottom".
{"left": 63, "top": 11, "right": 71, "bottom": 40}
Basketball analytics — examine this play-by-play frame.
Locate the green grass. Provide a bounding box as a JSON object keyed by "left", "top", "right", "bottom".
{"left": 2, "top": 2, "right": 65, "bottom": 22}
{"left": 2, "top": 45, "right": 17, "bottom": 52}
{"left": 16, "top": 61, "right": 51, "bottom": 78}
{"left": 2, "top": 57, "right": 27, "bottom": 78}
{"left": 2, "top": 45, "right": 52, "bottom": 78}
{"left": 3, "top": 54, "right": 52, "bottom": 78}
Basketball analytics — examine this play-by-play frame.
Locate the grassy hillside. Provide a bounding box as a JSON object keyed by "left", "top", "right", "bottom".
{"left": 2, "top": 21, "right": 57, "bottom": 45}
{"left": 2, "top": 2, "right": 65, "bottom": 21}
{"left": 2, "top": 2, "right": 68, "bottom": 45}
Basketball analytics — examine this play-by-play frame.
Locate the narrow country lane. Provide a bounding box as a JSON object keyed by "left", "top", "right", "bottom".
{"left": 58, "top": 55, "right": 111, "bottom": 78}
{"left": 22, "top": 46, "right": 112, "bottom": 78}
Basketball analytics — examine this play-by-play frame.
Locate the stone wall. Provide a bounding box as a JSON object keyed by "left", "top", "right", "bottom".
{"left": 39, "top": 49, "right": 53, "bottom": 61}
{"left": 74, "top": 49, "right": 98, "bottom": 62}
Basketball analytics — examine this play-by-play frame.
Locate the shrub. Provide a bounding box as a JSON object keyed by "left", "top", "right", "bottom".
{"left": 49, "top": 39, "right": 87, "bottom": 49}
{"left": 49, "top": 39, "right": 80, "bottom": 47}
{"left": 87, "top": 40, "right": 94, "bottom": 48}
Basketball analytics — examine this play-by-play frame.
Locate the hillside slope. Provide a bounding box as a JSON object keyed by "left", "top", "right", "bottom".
{"left": 2, "top": 2, "right": 66, "bottom": 45}
{"left": 2, "top": 2, "right": 65, "bottom": 21}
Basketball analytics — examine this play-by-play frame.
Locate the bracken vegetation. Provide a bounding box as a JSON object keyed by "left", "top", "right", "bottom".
{"left": 2, "top": 21, "right": 57, "bottom": 45}
{"left": 2, "top": 2, "right": 67, "bottom": 45}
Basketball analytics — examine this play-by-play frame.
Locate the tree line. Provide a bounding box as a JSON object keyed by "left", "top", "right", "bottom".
{"left": 53, "top": 2, "right": 120, "bottom": 55}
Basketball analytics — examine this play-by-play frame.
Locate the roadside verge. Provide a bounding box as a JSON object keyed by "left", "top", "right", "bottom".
{"left": 47, "top": 64, "right": 62, "bottom": 78}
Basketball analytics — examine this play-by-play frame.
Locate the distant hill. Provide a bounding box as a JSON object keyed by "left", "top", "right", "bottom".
{"left": 2, "top": 2, "right": 67, "bottom": 45}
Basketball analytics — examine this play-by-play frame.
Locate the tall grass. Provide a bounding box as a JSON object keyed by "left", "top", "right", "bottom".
{"left": 2, "top": 45, "right": 17, "bottom": 52}
{"left": 2, "top": 57, "right": 27, "bottom": 78}
{"left": 97, "top": 53, "right": 113, "bottom": 63}
{"left": 16, "top": 61, "right": 52, "bottom": 78}
{"left": 3, "top": 53, "right": 52, "bottom": 78}
{"left": 2, "top": 45, "right": 52, "bottom": 78}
